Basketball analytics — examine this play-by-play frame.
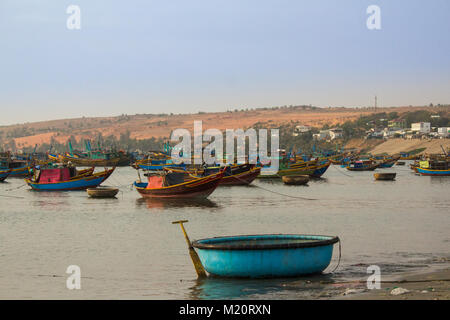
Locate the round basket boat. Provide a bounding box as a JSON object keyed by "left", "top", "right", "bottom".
{"left": 192, "top": 234, "right": 339, "bottom": 278}
{"left": 87, "top": 187, "right": 119, "bottom": 198}
{"left": 282, "top": 175, "right": 309, "bottom": 185}
{"left": 374, "top": 172, "right": 396, "bottom": 181}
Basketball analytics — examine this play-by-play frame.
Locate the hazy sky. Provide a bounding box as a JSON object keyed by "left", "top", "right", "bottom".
{"left": 1, "top": 0, "right": 449, "bottom": 125}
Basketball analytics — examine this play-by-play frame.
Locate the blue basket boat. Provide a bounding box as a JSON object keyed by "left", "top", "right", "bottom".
{"left": 192, "top": 234, "right": 340, "bottom": 278}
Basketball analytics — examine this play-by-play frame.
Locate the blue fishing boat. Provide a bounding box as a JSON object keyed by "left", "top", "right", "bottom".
{"left": 0, "top": 169, "right": 12, "bottom": 182}
{"left": 192, "top": 234, "right": 340, "bottom": 278}
{"left": 310, "top": 160, "right": 331, "bottom": 178}
{"left": 135, "top": 160, "right": 186, "bottom": 171}
{"left": 25, "top": 167, "right": 115, "bottom": 191}
{"left": 0, "top": 158, "right": 31, "bottom": 177}
{"left": 416, "top": 159, "right": 450, "bottom": 176}
{"left": 417, "top": 167, "right": 450, "bottom": 176}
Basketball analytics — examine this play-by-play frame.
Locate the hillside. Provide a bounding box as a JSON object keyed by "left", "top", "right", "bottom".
{"left": 1, "top": 105, "right": 447, "bottom": 150}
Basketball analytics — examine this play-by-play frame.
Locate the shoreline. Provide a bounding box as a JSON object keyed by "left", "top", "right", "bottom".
{"left": 339, "top": 266, "right": 450, "bottom": 300}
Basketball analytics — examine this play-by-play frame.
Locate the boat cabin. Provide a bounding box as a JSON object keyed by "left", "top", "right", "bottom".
{"left": 33, "top": 167, "right": 78, "bottom": 183}
{"left": 146, "top": 171, "right": 195, "bottom": 189}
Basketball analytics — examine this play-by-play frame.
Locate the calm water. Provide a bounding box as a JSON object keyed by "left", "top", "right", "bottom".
{"left": 0, "top": 163, "right": 449, "bottom": 299}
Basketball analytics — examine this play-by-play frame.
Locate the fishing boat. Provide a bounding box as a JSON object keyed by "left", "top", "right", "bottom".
{"left": 416, "top": 159, "right": 450, "bottom": 176}
{"left": 134, "top": 168, "right": 225, "bottom": 199}
{"left": 195, "top": 164, "right": 261, "bottom": 186}
{"left": 132, "top": 151, "right": 186, "bottom": 171}
{"left": 396, "top": 161, "right": 405, "bottom": 166}
{"left": 372, "top": 156, "right": 400, "bottom": 168}
{"left": 346, "top": 160, "right": 380, "bottom": 171}
{"left": 0, "top": 169, "right": 12, "bottom": 182}
{"left": 399, "top": 152, "right": 420, "bottom": 160}
{"left": 310, "top": 160, "right": 331, "bottom": 178}
{"left": 87, "top": 187, "right": 119, "bottom": 198}
{"left": 374, "top": 172, "right": 396, "bottom": 181}
{"left": 282, "top": 175, "right": 309, "bottom": 185}
{"left": 257, "top": 159, "right": 316, "bottom": 178}
{"left": 51, "top": 153, "right": 121, "bottom": 167}
{"left": 191, "top": 234, "right": 340, "bottom": 278}
{"left": 25, "top": 167, "right": 115, "bottom": 191}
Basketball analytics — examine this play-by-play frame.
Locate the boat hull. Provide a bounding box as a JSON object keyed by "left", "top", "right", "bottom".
{"left": 193, "top": 234, "right": 339, "bottom": 278}
{"left": 0, "top": 169, "right": 12, "bottom": 182}
{"left": 416, "top": 167, "right": 450, "bottom": 176}
{"left": 219, "top": 167, "right": 261, "bottom": 186}
{"left": 374, "top": 173, "right": 396, "bottom": 180}
{"left": 87, "top": 187, "right": 119, "bottom": 198}
{"left": 282, "top": 175, "right": 309, "bottom": 185}
{"left": 310, "top": 161, "right": 331, "bottom": 178}
{"left": 135, "top": 171, "right": 224, "bottom": 199}
{"left": 26, "top": 168, "right": 114, "bottom": 191}
{"left": 346, "top": 163, "right": 380, "bottom": 171}
{"left": 8, "top": 166, "right": 31, "bottom": 177}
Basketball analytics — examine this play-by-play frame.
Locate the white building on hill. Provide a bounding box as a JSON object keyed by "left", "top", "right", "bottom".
{"left": 411, "top": 122, "right": 431, "bottom": 134}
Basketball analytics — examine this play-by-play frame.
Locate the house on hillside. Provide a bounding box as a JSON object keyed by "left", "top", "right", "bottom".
{"left": 312, "top": 128, "right": 343, "bottom": 141}
{"left": 438, "top": 127, "right": 450, "bottom": 138}
{"left": 388, "top": 119, "right": 406, "bottom": 129}
{"left": 411, "top": 122, "right": 431, "bottom": 134}
{"left": 292, "top": 125, "right": 311, "bottom": 136}
{"left": 328, "top": 128, "right": 343, "bottom": 140}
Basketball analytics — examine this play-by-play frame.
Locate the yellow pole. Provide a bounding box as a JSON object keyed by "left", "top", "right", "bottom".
{"left": 172, "top": 220, "right": 207, "bottom": 278}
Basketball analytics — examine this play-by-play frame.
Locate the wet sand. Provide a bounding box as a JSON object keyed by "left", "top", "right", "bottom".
{"left": 341, "top": 267, "right": 450, "bottom": 300}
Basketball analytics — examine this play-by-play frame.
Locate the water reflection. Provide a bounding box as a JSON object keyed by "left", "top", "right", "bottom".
{"left": 136, "top": 198, "right": 219, "bottom": 210}
{"left": 188, "top": 273, "right": 338, "bottom": 299}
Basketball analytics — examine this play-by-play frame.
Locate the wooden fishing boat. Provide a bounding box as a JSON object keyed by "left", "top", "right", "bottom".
{"left": 310, "top": 160, "right": 331, "bottom": 178}
{"left": 416, "top": 159, "right": 450, "bottom": 176}
{"left": 346, "top": 160, "right": 380, "bottom": 171}
{"left": 25, "top": 167, "right": 115, "bottom": 191}
{"left": 399, "top": 154, "right": 420, "bottom": 160}
{"left": 417, "top": 167, "right": 450, "bottom": 176}
{"left": 0, "top": 158, "right": 31, "bottom": 177}
{"left": 372, "top": 156, "right": 400, "bottom": 168}
{"left": 0, "top": 169, "right": 12, "bottom": 182}
{"left": 257, "top": 160, "right": 316, "bottom": 178}
{"left": 134, "top": 168, "right": 225, "bottom": 199}
{"left": 56, "top": 154, "right": 120, "bottom": 167}
{"left": 374, "top": 172, "right": 396, "bottom": 180}
{"left": 282, "top": 175, "right": 309, "bottom": 185}
{"left": 194, "top": 164, "right": 261, "bottom": 186}
{"left": 87, "top": 187, "right": 119, "bottom": 198}
{"left": 192, "top": 234, "right": 340, "bottom": 278}
{"left": 396, "top": 161, "right": 406, "bottom": 166}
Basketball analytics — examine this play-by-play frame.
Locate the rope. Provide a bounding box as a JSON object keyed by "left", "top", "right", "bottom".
{"left": 231, "top": 174, "right": 317, "bottom": 201}
{"left": 252, "top": 182, "right": 317, "bottom": 201}
{"left": 0, "top": 194, "right": 25, "bottom": 199}
{"left": 326, "top": 238, "right": 341, "bottom": 274}
{"left": 333, "top": 165, "right": 354, "bottom": 177}
{"left": 3, "top": 183, "right": 27, "bottom": 192}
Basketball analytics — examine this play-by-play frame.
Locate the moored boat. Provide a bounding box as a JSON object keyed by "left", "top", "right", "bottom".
{"left": 197, "top": 164, "right": 261, "bottom": 186}
{"left": 282, "top": 175, "right": 309, "bottom": 185}
{"left": 374, "top": 172, "right": 396, "bottom": 180}
{"left": 346, "top": 160, "right": 380, "bottom": 171}
{"left": 416, "top": 158, "right": 450, "bottom": 176}
{"left": 25, "top": 167, "right": 115, "bottom": 191}
{"left": 87, "top": 187, "right": 119, "bottom": 198}
{"left": 310, "top": 160, "right": 331, "bottom": 178}
{"left": 0, "top": 169, "right": 12, "bottom": 182}
{"left": 192, "top": 234, "right": 340, "bottom": 278}
{"left": 134, "top": 168, "right": 225, "bottom": 199}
